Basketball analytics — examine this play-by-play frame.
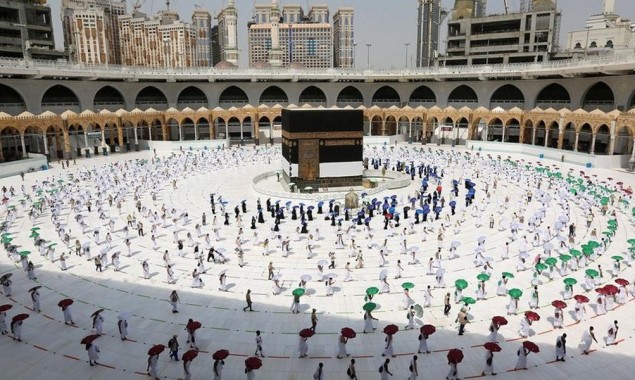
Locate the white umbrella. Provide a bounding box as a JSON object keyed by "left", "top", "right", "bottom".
{"left": 474, "top": 247, "right": 485, "bottom": 254}
{"left": 100, "top": 247, "right": 110, "bottom": 255}
{"left": 410, "top": 246, "right": 420, "bottom": 252}
{"left": 218, "top": 269, "right": 228, "bottom": 276}
{"left": 324, "top": 273, "right": 337, "bottom": 279}
{"left": 317, "top": 260, "right": 328, "bottom": 267}
{"left": 300, "top": 274, "right": 312, "bottom": 282}
{"left": 117, "top": 312, "right": 131, "bottom": 320}
{"left": 435, "top": 268, "right": 446, "bottom": 277}
{"left": 272, "top": 274, "right": 281, "bottom": 281}
{"left": 477, "top": 236, "right": 486, "bottom": 243}
{"left": 379, "top": 269, "right": 388, "bottom": 280}
{"left": 451, "top": 241, "right": 461, "bottom": 248}
{"left": 543, "top": 242, "right": 554, "bottom": 251}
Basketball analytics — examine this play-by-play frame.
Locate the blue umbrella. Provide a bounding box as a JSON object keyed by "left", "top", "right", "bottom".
{"left": 416, "top": 209, "right": 424, "bottom": 215}
{"left": 388, "top": 207, "right": 396, "bottom": 214}
{"left": 422, "top": 209, "right": 430, "bottom": 215}
{"left": 352, "top": 218, "right": 358, "bottom": 223}
{"left": 371, "top": 198, "right": 377, "bottom": 204}
{"left": 276, "top": 200, "right": 281, "bottom": 203}
{"left": 308, "top": 206, "right": 315, "bottom": 210}
{"left": 364, "top": 217, "right": 372, "bottom": 223}
{"left": 452, "top": 180, "right": 458, "bottom": 186}
{"left": 410, "top": 197, "right": 416, "bottom": 203}
{"left": 382, "top": 203, "right": 389, "bottom": 210}
{"left": 391, "top": 195, "right": 397, "bottom": 200}
{"left": 285, "top": 201, "right": 292, "bottom": 206}
{"left": 434, "top": 206, "right": 442, "bottom": 213}
{"left": 361, "top": 192, "right": 368, "bottom": 197}
{"left": 317, "top": 201, "right": 324, "bottom": 207}
{"left": 299, "top": 203, "right": 305, "bottom": 206}
{"left": 449, "top": 200, "right": 456, "bottom": 207}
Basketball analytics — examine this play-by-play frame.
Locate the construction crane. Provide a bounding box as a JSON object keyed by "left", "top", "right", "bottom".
{"left": 503, "top": 0, "right": 509, "bottom": 14}
{"left": 131, "top": 0, "right": 146, "bottom": 15}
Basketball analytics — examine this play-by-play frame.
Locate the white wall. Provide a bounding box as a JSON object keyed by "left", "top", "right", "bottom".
{"left": 466, "top": 141, "right": 630, "bottom": 169}
{"left": 138, "top": 139, "right": 227, "bottom": 151}
{"left": 0, "top": 154, "right": 48, "bottom": 179}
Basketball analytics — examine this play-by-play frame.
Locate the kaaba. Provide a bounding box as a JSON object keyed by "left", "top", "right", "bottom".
{"left": 281, "top": 109, "right": 364, "bottom": 191}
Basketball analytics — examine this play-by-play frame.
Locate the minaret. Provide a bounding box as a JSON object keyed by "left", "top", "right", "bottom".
{"left": 603, "top": 0, "right": 615, "bottom": 14}
{"left": 224, "top": 0, "right": 239, "bottom": 65}
{"left": 269, "top": 0, "right": 283, "bottom": 66}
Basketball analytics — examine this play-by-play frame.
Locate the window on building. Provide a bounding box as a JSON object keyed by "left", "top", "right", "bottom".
{"left": 590, "top": 41, "right": 597, "bottom": 48}
{"left": 605, "top": 40, "right": 614, "bottom": 48}
{"left": 574, "top": 42, "right": 582, "bottom": 49}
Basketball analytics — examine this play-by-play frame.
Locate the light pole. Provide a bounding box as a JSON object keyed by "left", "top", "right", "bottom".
{"left": 404, "top": 43, "right": 410, "bottom": 68}
{"left": 366, "top": 43, "right": 372, "bottom": 69}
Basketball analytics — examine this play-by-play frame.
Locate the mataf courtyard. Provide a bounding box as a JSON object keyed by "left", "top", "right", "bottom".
{"left": 0, "top": 144, "right": 634, "bottom": 380}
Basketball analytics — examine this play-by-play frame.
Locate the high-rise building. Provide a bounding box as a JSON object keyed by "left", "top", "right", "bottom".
{"left": 248, "top": 1, "right": 352, "bottom": 69}
{"left": 444, "top": 0, "right": 561, "bottom": 66}
{"left": 62, "top": 0, "right": 126, "bottom": 65}
{"left": 416, "top": 0, "right": 443, "bottom": 67}
{"left": 216, "top": 0, "right": 239, "bottom": 66}
{"left": 0, "top": 0, "right": 64, "bottom": 60}
{"left": 192, "top": 9, "right": 213, "bottom": 67}
{"left": 567, "top": 0, "right": 633, "bottom": 53}
{"left": 211, "top": 25, "right": 222, "bottom": 66}
{"left": 119, "top": 10, "right": 196, "bottom": 68}
{"left": 333, "top": 7, "right": 354, "bottom": 68}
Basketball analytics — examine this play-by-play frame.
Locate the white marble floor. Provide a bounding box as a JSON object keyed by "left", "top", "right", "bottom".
{"left": 0, "top": 145, "right": 634, "bottom": 380}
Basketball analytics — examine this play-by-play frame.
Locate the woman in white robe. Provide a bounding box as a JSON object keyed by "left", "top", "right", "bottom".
{"left": 496, "top": 276, "right": 508, "bottom": 296}
{"left": 363, "top": 310, "right": 377, "bottom": 333}
{"left": 507, "top": 296, "right": 518, "bottom": 315}
{"left": 482, "top": 350, "right": 495, "bottom": 376}
{"left": 487, "top": 321, "right": 499, "bottom": 342}
{"left": 553, "top": 308, "right": 564, "bottom": 329}
{"left": 298, "top": 336, "right": 309, "bottom": 358}
{"left": 86, "top": 343, "right": 100, "bottom": 366}
{"left": 514, "top": 346, "right": 529, "bottom": 370}
{"left": 325, "top": 279, "right": 334, "bottom": 296}
{"left": 518, "top": 316, "right": 532, "bottom": 338}
{"left": 418, "top": 332, "right": 430, "bottom": 354}
{"left": 337, "top": 335, "right": 349, "bottom": 358}
{"left": 595, "top": 294, "right": 606, "bottom": 315}
{"left": 383, "top": 333, "right": 394, "bottom": 357}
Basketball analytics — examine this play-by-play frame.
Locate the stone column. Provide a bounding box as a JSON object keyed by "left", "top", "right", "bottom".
{"left": 590, "top": 133, "right": 597, "bottom": 154}
{"left": 531, "top": 126, "right": 536, "bottom": 145}
{"left": 574, "top": 132, "right": 579, "bottom": 152}
{"left": 43, "top": 133, "right": 49, "bottom": 155}
{"left": 629, "top": 138, "right": 635, "bottom": 171}
{"left": 381, "top": 119, "right": 386, "bottom": 136}
{"left": 544, "top": 128, "right": 549, "bottom": 147}
{"left": 0, "top": 138, "right": 3, "bottom": 161}
{"left": 608, "top": 121, "right": 616, "bottom": 155}
{"left": 20, "top": 133, "right": 26, "bottom": 157}
{"left": 421, "top": 120, "right": 426, "bottom": 144}
{"left": 179, "top": 123, "right": 183, "bottom": 141}
{"left": 210, "top": 118, "right": 215, "bottom": 139}
{"left": 133, "top": 125, "right": 139, "bottom": 151}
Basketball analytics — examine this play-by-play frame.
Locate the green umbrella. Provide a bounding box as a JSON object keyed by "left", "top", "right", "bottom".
{"left": 628, "top": 238, "right": 635, "bottom": 245}
{"left": 19, "top": 251, "right": 31, "bottom": 257}
{"left": 292, "top": 288, "right": 305, "bottom": 297}
{"left": 363, "top": 302, "right": 377, "bottom": 312}
{"left": 48, "top": 243, "right": 57, "bottom": 248}
{"left": 607, "top": 219, "right": 618, "bottom": 225}
{"left": 600, "top": 197, "right": 609, "bottom": 206}
{"left": 563, "top": 278, "right": 577, "bottom": 286}
{"left": 7, "top": 205, "right": 15, "bottom": 210}
{"left": 582, "top": 246, "right": 594, "bottom": 256}
{"left": 607, "top": 225, "right": 617, "bottom": 232}
{"left": 1, "top": 237, "right": 12, "bottom": 244}
{"left": 454, "top": 279, "right": 468, "bottom": 290}
{"left": 401, "top": 282, "right": 415, "bottom": 290}
{"left": 502, "top": 272, "right": 514, "bottom": 279}
{"left": 569, "top": 249, "right": 582, "bottom": 257}
{"left": 612, "top": 255, "right": 623, "bottom": 261}
{"left": 461, "top": 297, "right": 476, "bottom": 305}
{"left": 366, "top": 287, "right": 379, "bottom": 296}
{"left": 602, "top": 231, "right": 613, "bottom": 237}
{"left": 508, "top": 289, "right": 523, "bottom": 299}
{"left": 545, "top": 257, "right": 557, "bottom": 266}
{"left": 587, "top": 241, "right": 600, "bottom": 248}
{"left": 585, "top": 269, "right": 599, "bottom": 278}
{"left": 535, "top": 263, "right": 548, "bottom": 271}
{"left": 477, "top": 273, "right": 490, "bottom": 282}
{"left": 31, "top": 227, "right": 41, "bottom": 231}
{"left": 559, "top": 254, "right": 572, "bottom": 262}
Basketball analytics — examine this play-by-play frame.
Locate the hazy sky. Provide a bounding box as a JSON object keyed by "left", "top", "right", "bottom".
{"left": 48, "top": 0, "right": 635, "bottom": 68}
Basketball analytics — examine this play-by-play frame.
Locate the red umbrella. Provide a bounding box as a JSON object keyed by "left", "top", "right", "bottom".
{"left": 447, "top": 348, "right": 464, "bottom": 364}
{"left": 212, "top": 349, "right": 229, "bottom": 360}
{"left": 524, "top": 311, "right": 540, "bottom": 322}
{"left": 574, "top": 294, "right": 589, "bottom": 303}
{"left": 491, "top": 316, "right": 508, "bottom": 326}
{"left": 483, "top": 342, "right": 501, "bottom": 352}
{"left": 595, "top": 287, "right": 607, "bottom": 295}
{"left": 522, "top": 341, "right": 540, "bottom": 353}
{"left": 90, "top": 309, "right": 104, "bottom": 318}
{"left": 57, "top": 299, "right": 73, "bottom": 308}
{"left": 615, "top": 278, "right": 629, "bottom": 287}
{"left": 551, "top": 300, "right": 567, "bottom": 309}
{"left": 80, "top": 334, "right": 100, "bottom": 344}
{"left": 182, "top": 350, "right": 198, "bottom": 362}
{"left": 603, "top": 285, "right": 618, "bottom": 296}
{"left": 11, "top": 313, "right": 29, "bottom": 322}
{"left": 383, "top": 324, "right": 399, "bottom": 335}
{"left": 341, "top": 327, "right": 356, "bottom": 339}
{"left": 147, "top": 344, "right": 165, "bottom": 356}
{"left": 187, "top": 321, "right": 202, "bottom": 331}
{"left": 299, "top": 328, "right": 315, "bottom": 338}
{"left": 245, "top": 357, "right": 262, "bottom": 370}
{"left": 0, "top": 304, "right": 12, "bottom": 312}
{"left": 420, "top": 324, "right": 436, "bottom": 335}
